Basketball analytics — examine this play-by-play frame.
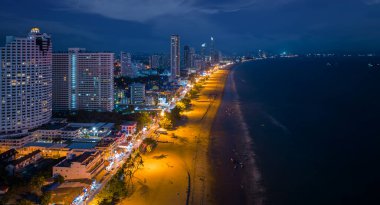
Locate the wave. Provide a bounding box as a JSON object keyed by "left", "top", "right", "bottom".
{"left": 230, "top": 67, "right": 266, "bottom": 205}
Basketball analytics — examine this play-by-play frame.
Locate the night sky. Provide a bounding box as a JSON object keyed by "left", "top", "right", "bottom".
{"left": 0, "top": 0, "right": 379, "bottom": 54}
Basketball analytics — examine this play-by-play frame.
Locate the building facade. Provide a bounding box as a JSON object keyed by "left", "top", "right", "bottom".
{"left": 52, "top": 48, "right": 114, "bottom": 112}
{"left": 0, "top": 28, "right": 52, "bottom": 137}
{"left": 150, "top": 55, "right": 161, "bottom": 69}
{"left": 0, "top": 134, "right": 37, "bottom": 152}
{"left": 170, "top": 35, "right": 180, "bottom": 80}
{"left": 183, "top": 45, "right": 195, "bottom": 76}
{"left": 53, "top": 151, "right": 104, "bottom": 180}
{"left": 6, "top": 150, "right": 42, "bottom": 175}
{"left": 120, "top": 121, "right": 137, "bottom": 136}
{"left": 130, "top": 83, "right": 145, "bottom": 105}
{"left": 183, "top": 45, "right": 191, "bottom": 75}
{"left": 210, "top": 36, "right": 215, "bottom": 64}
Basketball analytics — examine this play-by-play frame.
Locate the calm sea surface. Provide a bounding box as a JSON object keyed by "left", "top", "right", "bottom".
{"left": 234, "top": 57, "right": 380, "bottom": 205}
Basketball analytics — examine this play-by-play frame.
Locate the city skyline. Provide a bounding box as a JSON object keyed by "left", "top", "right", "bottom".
{"left": 1, "top": 0, "right": 380, "bottom": 54}
{"left": 1, "top": 1, "right": 380, "bottom": 205}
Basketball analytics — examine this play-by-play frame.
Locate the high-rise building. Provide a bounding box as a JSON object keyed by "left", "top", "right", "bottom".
{"left": 130, "top": 83, "right": 145, "bottom": 105}
{"left": 190, "top": 47, "right": 196, "bottom": 67}
{"left": 184, "top": 45, "right": 196, "bottom": 76}
{"left": 121, "top": 52, "right": 136, "bottom": 78}
{"left": 160, "top": 54, "right": 170, "bottom": 70}
{"left": 216, "top": 50, "right": 222, "bottom": 63}
{"left": 201, "top": 43, "right": 207, "bottom": 57}
{"left": 193, "top": 54, "right": 205, "bottom": 71}
{"left": 150, "top": 55, "right": 161, "bottom": 69}
{"left": 200, "top": 43, "right": 207, "bottom": 70}
{"left": 52, "top": 48, "right": 114, "bottom": 112}
{"left": 0, "top": 28, "right": 52, "bottom": 137}
{"left": 210, "top": 36, "right": 215, "bottom": 64}
{"left": 184, "top": 46, "right": 190, "bottom": 71}
{"left": 170, "top": 35, "right": 180, "bottom": 80}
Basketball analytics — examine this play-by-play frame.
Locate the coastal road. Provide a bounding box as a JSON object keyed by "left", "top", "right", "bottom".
{"left": 75, "top": 123, "right": 159, "bottom": 205}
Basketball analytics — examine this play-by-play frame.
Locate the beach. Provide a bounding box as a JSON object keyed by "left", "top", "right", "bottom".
{"left": 120, "top": 69, "right": 230, "bottom": 205}
{"left": 209, "top": 66, "right": 264, "bottom": 205}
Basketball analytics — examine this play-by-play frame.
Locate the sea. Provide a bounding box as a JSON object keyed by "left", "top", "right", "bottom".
{"left": 232, "top": 57, "right": 380, "bottom": 205}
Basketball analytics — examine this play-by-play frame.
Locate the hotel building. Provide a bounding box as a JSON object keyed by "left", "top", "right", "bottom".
{"left": 52, "top": 48, "right": 114, "bottom": 112}
{"left": 0, "top": 28, "right": 52, "bottom": 137}
{"left": 170, "top": 35, "right": 180, "bottom": 80}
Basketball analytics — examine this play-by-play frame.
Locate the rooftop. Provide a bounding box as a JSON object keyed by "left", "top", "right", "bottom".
{"left": 67, "top": 142, "right": 97, "bottom": 150}
{"left": 55, "top": 152, "right": 99, "bottom": 168}
{"left": 0, "top": 134, "right": 32, "bottom": 140}
{"left": 73, "top": 152, "right": 93, "bottom": 163}
{"left": 24, "top": 142, "right": 68, "bottom": 149}
{"left": 121, "top": 121, "right": 137, "bottom": 126}
{"left": 69, "top": 122, "right": 114, "bottom": 130}
{"left": 61, "top": 126, "right": 81, "bottom": 132}
{"left": 0, "top": 149, "right": 17, "bottom": 159}
{"left": 96, "top": 139, "right": 115, "bottom": 148}
{"left": 11, "top": 150, "right": 41, "bottom": 165}
{"left": 38, "top": 123, "right": 68, "bottom": 130}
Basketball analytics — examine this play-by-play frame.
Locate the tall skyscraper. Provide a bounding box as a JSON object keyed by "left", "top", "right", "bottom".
{"left": 200, "top": 43, "right": 207, "bottom": 70}
{"left": 0, "top": 28, "right": 52, "bottom": 137}
{"left": 201, "top": 43, "right": 207, "bottom": 57}
{"left": 184, "top": 45, "right": 191, "bottom": 74}
{"left": 52, "top": 48, "right": 114, "bottom": 112}
{"left": 170, "top": 35, "right": 180, "bottom": 80}
{"left": 120, "top": 52, "right": 136, "bottom": 78}
{"left": 184, "top": 45, "right": 195, "bottom": 76}
{"left": 210, "top": 36, "right": 216, "bottom": 64}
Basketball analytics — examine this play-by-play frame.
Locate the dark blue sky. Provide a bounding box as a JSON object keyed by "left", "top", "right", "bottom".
{"left": 0, "top": 0, "right": 379, "bottom": 54}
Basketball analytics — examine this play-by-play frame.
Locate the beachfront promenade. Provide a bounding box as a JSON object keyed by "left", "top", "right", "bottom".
{"left": 120, "top": 69, "right": 229, "bottom": 205}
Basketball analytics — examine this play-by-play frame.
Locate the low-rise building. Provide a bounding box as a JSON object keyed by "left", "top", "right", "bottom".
{"left": 96, "top": 138, "right": 117, "bottom": 159}
{"left": 32, "top": 123, "right": 82, "bottom": 141}
{"left": 67, "top": 141, "right": 98, "bottom": 154}
{"left": 130, "top": 83, "right": 145, "bottom": 105}
{"left": 120, "top": 121, "right": 137, "bottom": 136}
{"left": 70, "top": 122, "right": 114, "bottom": 138}
{"left": 0, "top": 134, "right": 37, "bottom": 152}
{"left": 145, "top": 95, "right": 156, "bottom": 106}
{"left": 0, "top": 148, "right": 17, "bottom": 163}
{"left": 5, "top": 150, "right": 42, "bottom": 175}
{"left": 32, "top": 122, "right": 114, "bottom": 141}
{"left": 18, "top": 142, "right": 70, "bottom": 158}
{"left": 18, "top": 139, "right": 114, "bottom": 159}
{"left": 53, "top": 151, "right": 104, "bottom": 180}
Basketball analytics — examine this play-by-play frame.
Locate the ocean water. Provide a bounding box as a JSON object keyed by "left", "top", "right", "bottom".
{"left": 234, "top": 57, "right": 380, "bottom": 205}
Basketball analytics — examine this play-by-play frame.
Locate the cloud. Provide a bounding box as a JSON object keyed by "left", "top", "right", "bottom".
{"left": 65, "top": 0, "right": 194, "bottom": 22}
{"left": 9, "top": 19, "right": 99, "bottom": 40}
{"left": 365, "top": 0, "right": 380, "bottom": 5}
{"left": 61, "top": 0, "right": 272, "bottom": 22}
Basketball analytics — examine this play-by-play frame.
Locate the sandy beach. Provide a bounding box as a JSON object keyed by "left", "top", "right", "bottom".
{"left": 120, "top": 69, "right": 229, "bottom": 205}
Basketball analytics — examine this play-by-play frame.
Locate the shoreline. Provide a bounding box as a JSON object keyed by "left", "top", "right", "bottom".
{"left": 209, "top": 64, "right": 265, "bottom": 205}
{"left": 120, "top": 69, "right": 230, "bottom": 205}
